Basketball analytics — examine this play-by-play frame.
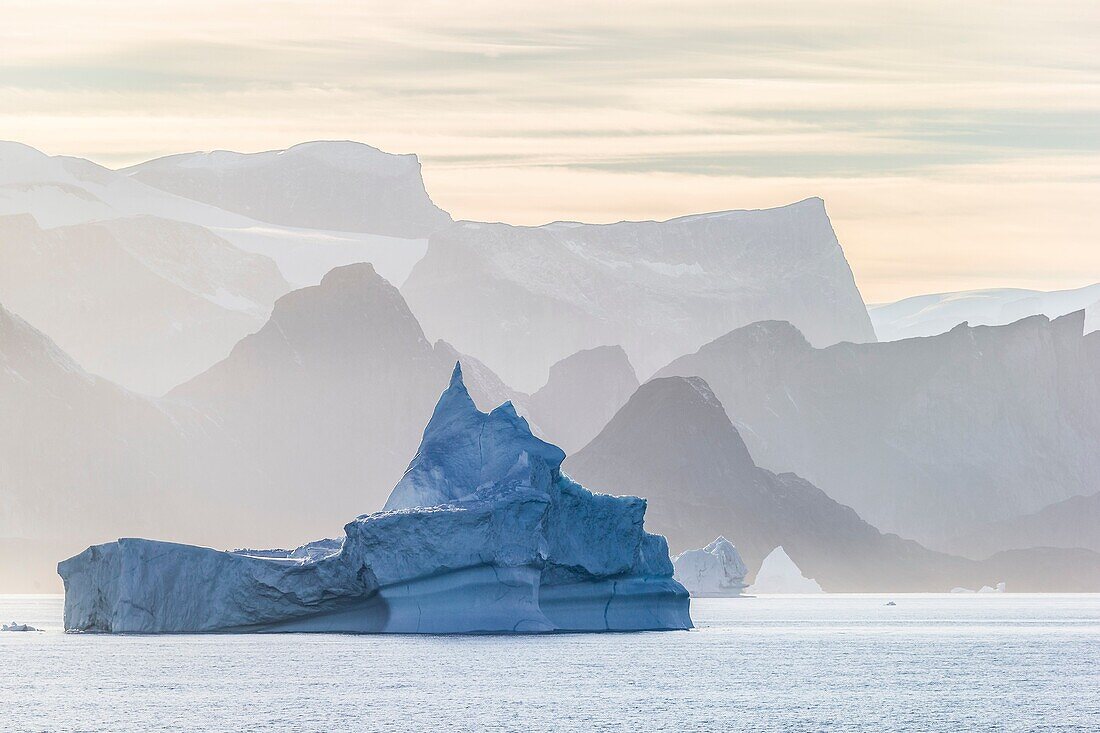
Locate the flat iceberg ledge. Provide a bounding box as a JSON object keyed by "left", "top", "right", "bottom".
{"left": 58, "top": 363, "right": 692, "bottom": 634}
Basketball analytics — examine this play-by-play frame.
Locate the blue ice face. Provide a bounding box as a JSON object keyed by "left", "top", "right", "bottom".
{"left": 383, "top": 362, "right": 566, "bottom": 512}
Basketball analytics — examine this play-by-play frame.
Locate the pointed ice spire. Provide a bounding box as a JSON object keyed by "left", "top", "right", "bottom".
{"left": 425, "top": 361, "right": 476, "bottom": 423}
{"left": 383, "top": 362, "right": 566, "bottom": 512}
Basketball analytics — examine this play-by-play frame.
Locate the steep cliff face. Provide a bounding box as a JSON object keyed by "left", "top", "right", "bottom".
{"left": 402, "top": 198, "right": 875, "bottom": 391}
{"left": 656, "top": 313, "right": 1100, "bottom": 548}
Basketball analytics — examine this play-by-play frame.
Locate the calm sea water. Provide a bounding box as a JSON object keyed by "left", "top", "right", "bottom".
{"left": 1, "top": 594, "right": 1098, "bottom": 732}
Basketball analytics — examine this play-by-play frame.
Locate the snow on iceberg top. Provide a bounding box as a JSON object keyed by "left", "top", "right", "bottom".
{"left": 701, "top": 536, "right": 749, "bottom": 574}
{"left": 673, "top": 536, "right": 749, "bottom": 597}
{"left": 383, "top": 362, "right": 566, "bottom": 511}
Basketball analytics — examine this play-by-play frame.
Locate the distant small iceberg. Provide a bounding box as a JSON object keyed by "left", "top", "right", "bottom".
{"left": 1, "top": 621, "right": 39, "bottom": 632}
{"left": 950, "top": 582, "right": 1006, "bottom": 593}
{"left": 673, "top": 536, "right": 749, "bottom": 597}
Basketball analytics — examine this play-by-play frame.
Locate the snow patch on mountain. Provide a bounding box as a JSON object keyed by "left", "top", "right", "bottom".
{"left": 403, "top": 197, "right": 875, "bottom": 391}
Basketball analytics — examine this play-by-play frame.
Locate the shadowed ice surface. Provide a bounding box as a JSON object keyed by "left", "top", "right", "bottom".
{"left": 3, "top": 594, "right": 1098, "bottom": 731}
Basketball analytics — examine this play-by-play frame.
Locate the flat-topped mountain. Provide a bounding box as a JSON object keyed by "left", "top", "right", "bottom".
{"left": 0, "top": 140, "right": 249, "bottom": 229}
{"left": 0, "top": 141, "right": 435, "bottom": 392}
{"left": 125, "top": 141, "right": 452, "bottom": 237}
{"left": 402, "top": 198, "right": 876, "bottom": 391}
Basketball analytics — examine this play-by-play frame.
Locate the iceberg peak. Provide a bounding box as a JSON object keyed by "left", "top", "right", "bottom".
{"left": 448, "top": 359, "right": 464, "bottom": 389}
{"left": 425, "top": 359, "right": 479, "bottom": 422}
{"left": 384, "top": 362, "right": 565, "bottom": 512}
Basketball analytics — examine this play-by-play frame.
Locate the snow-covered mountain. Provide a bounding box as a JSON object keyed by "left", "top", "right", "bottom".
{"left": 869, "top": 283, "right": 1100, "bottom": 342}
{"left": 526, "top": 345, "right": 639, "bottom": 453}
{"left": 125, "top": 141, "right": 452, "bottom": 238}
{"left": 656, "top": 313, "right": 1100, "bottom": 548}
{"left": 169, "top": 263, "right": 523, "bottom": 529}
{"left": 0, "top": 140, "right": 239, "bottom": 228}
{"left": 566, "top": 375, "right": 1100, "bottom": 591}
{"left": 402, "top": 197, "right": 876, "bottom": 391}
{"left": 0, "top": 141, "right": 435, "bottom": 392}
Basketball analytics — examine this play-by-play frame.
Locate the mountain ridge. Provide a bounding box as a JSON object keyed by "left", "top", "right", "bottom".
{"left": 656, "top": 311, "right": 1100, "bottom": 547}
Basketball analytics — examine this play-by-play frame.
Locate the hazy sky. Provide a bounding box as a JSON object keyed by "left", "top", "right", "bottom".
{"left": 2, "top": 1, "right": 1098, "bottom": 301}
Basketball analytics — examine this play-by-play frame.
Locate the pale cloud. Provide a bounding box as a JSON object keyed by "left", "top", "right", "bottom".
{"left": 0, "top": 0, "right": 1097, "bottom": 300}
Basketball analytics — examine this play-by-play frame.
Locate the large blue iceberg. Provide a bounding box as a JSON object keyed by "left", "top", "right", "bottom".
{"left": 58, "top": 364, "right": 691, "bottom": 633}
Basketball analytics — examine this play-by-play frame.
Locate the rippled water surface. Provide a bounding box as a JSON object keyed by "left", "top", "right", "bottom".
{"left": 2, "top": 594, "right": 1098, "bottom": 732}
